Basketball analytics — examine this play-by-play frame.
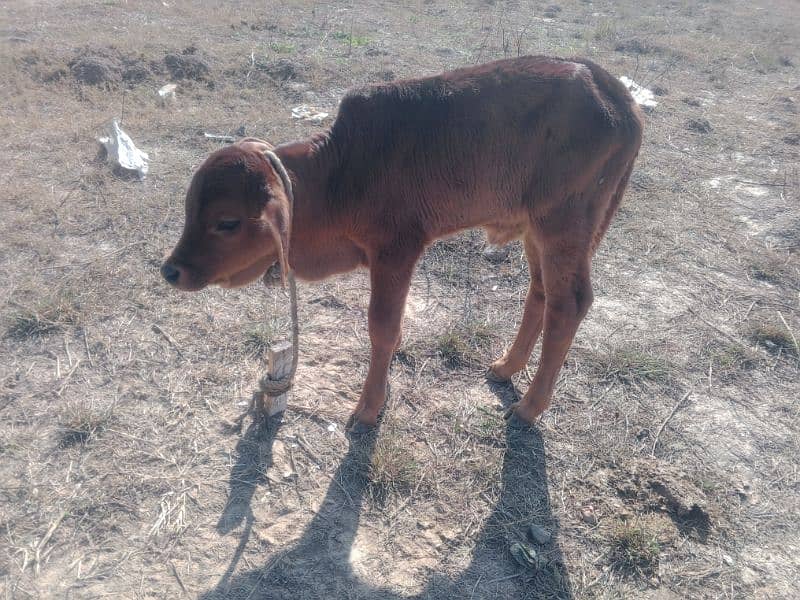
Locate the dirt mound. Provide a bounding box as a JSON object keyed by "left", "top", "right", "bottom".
{"left": 67, "top": 49, "right": 157, "bottom": 86}
{"left": 164, "top": 52, "right": 210, "bottom": 81}
{"left": 70, "top": 56, "right": 122, "bottom": 85}
{"left": 59, "top": 46, "right": 212, "bottom": 86}
{"left": 609, "top": 461, "right": 715, "bottom": 541}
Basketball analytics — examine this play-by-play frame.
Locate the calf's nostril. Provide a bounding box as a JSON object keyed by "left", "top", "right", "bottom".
{"left": 160, "top": 263, "right": 180, "bottom": 284}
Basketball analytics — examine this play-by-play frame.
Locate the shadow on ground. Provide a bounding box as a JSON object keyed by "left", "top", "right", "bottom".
{"left": 203, "top": 384, "right": 572, "bottom": 599}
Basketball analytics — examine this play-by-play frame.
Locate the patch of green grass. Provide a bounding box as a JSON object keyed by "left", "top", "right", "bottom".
{"left": 269, "top": 41, "right": 295, "bottom": 54}
{"left": 699, "top": 478, "right": 719, "bottom": 494}
{"left": 435, "top": 322, "right": 495, "bottom": 368}
{"left": 710, "top": 343, "right": 758, "bottom": 379}
{"left": 748, "top": 321, "right": 798, "bottom": 357}
{"left": 467, "top": 407, "right": 504, "bottom": 446}
{"left": 588, "top": 348, "right": 674, "bottom": 386}
{"left": 244, "top": 325, "right": 274, "bottom": 358}
{"left": 608, "top": 523, "right": 660, "bottom": 578}
{"left": 0, "top": 436, "right": 24, "bottom": 458}
{"left": 333, "top": 31, "right": 371, "bottom": 48}
{"left": 591, "top": 20, "right": 618, "bottom": 43}
{"left": 436, "top": 331, "right": 469, "bottom": 368}
{"left": 474, "top": 411, "right": 499, "bottom": 438}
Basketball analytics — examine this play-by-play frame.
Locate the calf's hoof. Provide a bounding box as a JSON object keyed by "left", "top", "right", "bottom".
{"left": 503, "top": 402, "right": 538, "bottom": 429}
{"left": 346, "top": 412, "right": 378, "bottom": 436}
{"left": 485, "top": 365, "right": 513, "bottom": 383}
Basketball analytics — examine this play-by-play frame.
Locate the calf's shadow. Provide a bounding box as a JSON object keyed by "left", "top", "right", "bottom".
{"left": 203, "top": 385, "right": 573, "bottom": 599}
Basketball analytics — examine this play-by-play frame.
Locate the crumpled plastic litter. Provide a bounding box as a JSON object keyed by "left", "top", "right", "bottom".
{"left": 619, "top": 76, "right": 657, "bottom": 110}
{"left": 98, "top": 119, "right": 149, "bottom": 179}
{"left": 291, "top": 104, "right": 329, "bottom": 123}
{"left": 158, "top": 83, "right": 177, "bottom": 105}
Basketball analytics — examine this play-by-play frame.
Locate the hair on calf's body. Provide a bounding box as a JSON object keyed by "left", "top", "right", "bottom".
{"left": 162, "top": 55, "right": 643, "bottom": 431}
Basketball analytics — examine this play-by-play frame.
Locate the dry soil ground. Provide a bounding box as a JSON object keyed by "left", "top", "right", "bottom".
{"left": 1, "top": 1, "right": 798, "bottom": 599}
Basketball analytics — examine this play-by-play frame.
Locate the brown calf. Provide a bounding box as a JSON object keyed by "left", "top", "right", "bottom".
{"left": 161, "top": 56, "right": 643, "bottom": 431}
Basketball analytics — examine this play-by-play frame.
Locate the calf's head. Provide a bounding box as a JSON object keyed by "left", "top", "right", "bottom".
{"left": 161, "top": 139, "right": 291, "bottom": 291}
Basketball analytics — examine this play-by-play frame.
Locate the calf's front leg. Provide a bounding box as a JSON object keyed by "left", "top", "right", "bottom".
{"left": 349, "top": 252, "right": 417, "bottom": 431}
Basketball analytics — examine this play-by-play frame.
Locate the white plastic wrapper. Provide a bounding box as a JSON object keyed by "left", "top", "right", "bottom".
{"left": 291, "top": 104, "right": 329, "bottom": 123}
{"left": 158, "top": 83, "right": 177, "bottom": 105}
{"left": 98, "top": 120, "right": 149, "bottom": 179}
{"left": 619, "top": 76, "right": 657, "bottom": 110}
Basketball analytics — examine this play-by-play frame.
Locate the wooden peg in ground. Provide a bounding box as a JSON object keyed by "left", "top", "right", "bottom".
{"left": 255, "top": 340, "right": 292, "bottom": 416}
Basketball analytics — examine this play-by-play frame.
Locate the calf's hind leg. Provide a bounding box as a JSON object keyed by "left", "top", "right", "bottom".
{"left": 506, "top": 243, "right": 594, "bottom": 425}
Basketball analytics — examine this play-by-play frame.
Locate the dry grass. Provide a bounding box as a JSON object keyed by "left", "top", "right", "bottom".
{"left": 57, "top": 401, "right": 114, "bottom": 448}
{"left": 586, "top": 346, "right": 675, "bottom": 386}
{"left": 368, "top": 431, "right": 422, "bottom": 502}
{"left": 5, "top": 290, "right": 86, "bottom": 339}
{"left": 1, "top": 0, "right": 798, "bottom": 598}
{"left": 748, "top": 320, "right": 799, "bottom": 357}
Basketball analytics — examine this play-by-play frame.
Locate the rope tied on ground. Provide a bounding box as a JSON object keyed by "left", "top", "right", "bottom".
{"left": 258, "top": 270, "right": 299, "bottom": 397}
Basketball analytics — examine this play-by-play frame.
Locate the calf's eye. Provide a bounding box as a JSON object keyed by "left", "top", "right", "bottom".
{"left": 215, "top": 219, "right": 241, "bottom": 232}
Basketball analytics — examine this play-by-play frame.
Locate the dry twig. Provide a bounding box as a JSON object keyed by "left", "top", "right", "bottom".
{"left": 652, "top": 390, "right": 692, "bottom": 455}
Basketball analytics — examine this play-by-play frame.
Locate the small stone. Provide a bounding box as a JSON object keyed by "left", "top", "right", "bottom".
{"left": 438, "top": 528, "right": 459, "bottom": 543}
{"left": 416, "top": 519, "right": 433, "bottom": 530}
{"left": 528, "top": 524, "right": 552, "bottom": 545}
{"left": 580, "top": 506, "right": 598, "bottom": 525}
{"left": 510, "top": 542, "right": 538, "bottom": 569}
{"left": 722, "top": 554, "right": 734, "bottom": 566}
{"left": 482, "top": 244, "right": 510, "bottom": 263}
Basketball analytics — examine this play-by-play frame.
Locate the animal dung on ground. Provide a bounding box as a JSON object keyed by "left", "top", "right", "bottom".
{"left": 619, "top": 76, "right": 657, "bottom": 110}
{"left": 97, "top": 120, "right": 149, "bottom": 179}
